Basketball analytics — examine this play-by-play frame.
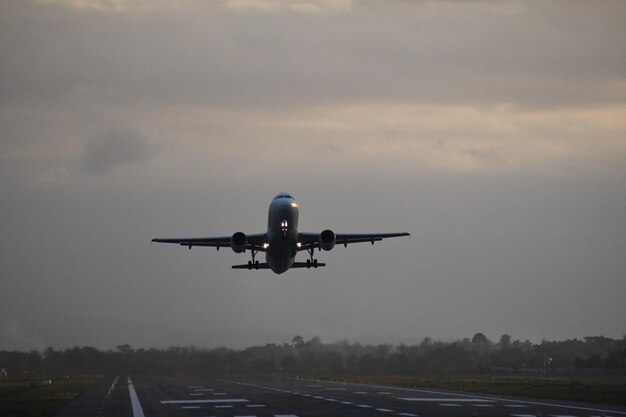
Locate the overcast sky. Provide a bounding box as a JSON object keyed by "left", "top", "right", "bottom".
{"left": 1, "top": 0, "right": 625, "bottom": 351}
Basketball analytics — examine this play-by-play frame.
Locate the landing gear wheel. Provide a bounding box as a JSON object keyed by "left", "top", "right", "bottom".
{"left": 313, "top": 259, "right": 318, "bottom": 268}
{"left": 255, "top": 260, "right": 259, "bottom": 270}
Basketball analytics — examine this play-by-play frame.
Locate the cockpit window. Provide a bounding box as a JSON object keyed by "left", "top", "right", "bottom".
{"left": 275, "top": 193, "right": 293, "bottom": 199}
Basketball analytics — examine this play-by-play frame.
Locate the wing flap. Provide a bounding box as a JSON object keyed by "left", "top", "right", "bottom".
{"left": 152, "top": 233, "right": 267, "bottom": 251}
{"left": 296, "top": 232, "right": 409, "bottom": 251}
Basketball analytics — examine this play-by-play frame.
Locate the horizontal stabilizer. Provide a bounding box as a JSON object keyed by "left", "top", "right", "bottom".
{"left": 290, "top": 262, "right": 326, "bottom": 269}
{"left": 232, "top": 263, "right": 270, "bottom": 270}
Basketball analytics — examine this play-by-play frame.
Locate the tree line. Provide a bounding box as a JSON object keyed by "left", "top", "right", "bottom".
{"left": 1, "top": 334, "right": 625, "bottom": 378}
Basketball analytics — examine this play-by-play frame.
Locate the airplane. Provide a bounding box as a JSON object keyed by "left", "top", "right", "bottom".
{"left": 152, "top": 193, "right": 410, "bottom": 274}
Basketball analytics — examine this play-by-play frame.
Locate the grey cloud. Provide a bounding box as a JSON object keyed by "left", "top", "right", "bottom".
{"left": 80, "top": 127, "right": 157, "bottom": 175}
{"left": 1, "top": 1, "right": 624, "bottom": 109}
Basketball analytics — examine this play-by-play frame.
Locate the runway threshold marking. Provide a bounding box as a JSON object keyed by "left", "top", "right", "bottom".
{"left": 128, "top": 377, "right": 146, "bottom": 417}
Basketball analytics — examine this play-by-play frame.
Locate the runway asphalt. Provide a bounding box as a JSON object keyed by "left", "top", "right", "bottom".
{"left": 54, "top": 374, "right": 626, "bottom": 417}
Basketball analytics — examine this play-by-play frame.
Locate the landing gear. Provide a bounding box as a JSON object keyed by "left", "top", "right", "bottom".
{"left": 306, "top": 247, "right": 319, "bottom": 268}
{"left": 247, "top": 249, "right": 260, "bottom": 269}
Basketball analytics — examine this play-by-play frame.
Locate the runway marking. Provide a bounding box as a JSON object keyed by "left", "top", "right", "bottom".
{"left": 234, "top": 415, "right": 256, "bottom": 417}
{"left": 398, "top": 414, "right": 418, "bottom": 417}
{"left": 189, "top": 393, "right": 204, "bottom": 396}
{"left": 212, "top": 392, "right": 227, "bottom": 395}
{"left": 330, "top": 380, "right": 626, "bottom": 415}
{"left": 195, "top": 388, "right": 215, "bottom": 392}
{"left": 341, "top": 401, "right": 354, "bottom": 405}
{"left": 355, "top": 391, "right": 369, "bottom": 394}
{"left": 399, "top": 397, "right": 494, "bottom": 402}
{"left": 510, "top": 414, "right": 536, "bottom": 417}
{"left": 378, "top": 391, "right": 393, "bottom": 394}
{"left": 439, "top": 403, "right": 462, "bottom": 407}
{"left": 313, "top": 396, "right": 325, "bottom": 399}
{"left": 246, "top": 404, "right": 266, "bottom": 408}
{"left": 550, "top": 415, "right": 578, "bottom": 417}
{"left": 181, "top": 406, "right": 201, "bottom": 409}
{"left": 325, "top": 398, "right": 338, "bottom": 401}
{"left": 305, "top": 385, "right": 322, "bottom": 387}
{"left": 214, "top": 405, "right": 233, "bottom": 408}
{"left": 472, "top": 404, "right": 495, "bottom": 407}
{"left": 274, "top": 415, "right": 299, "bottom": 417}
{"left": 357, "top": 404, "right": 373, "bottom": 408}
{"left": 128, "top": 378, "right": 146, "bottom": 417}
{"left": 505, "top": 404, "right": 529, "bottom": 408}
{"left": 376, "top": 408, "right": 394, "bottom": 412}
{"left": 160, "top": 399, "right": 249, "bottom": 404}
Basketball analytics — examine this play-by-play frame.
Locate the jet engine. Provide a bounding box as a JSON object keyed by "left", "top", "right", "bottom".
{"left": 320, "top": 229, "right": 336, "bottom": 251}
{"left": 231, "top": 232, "right": 247, "bottom": 253}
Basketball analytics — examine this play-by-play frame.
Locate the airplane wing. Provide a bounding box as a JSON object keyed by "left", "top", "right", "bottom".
{"left": 152, "top": 233, "right": 267, "bottom": 251}
{"left": 297, "top": 232, "right": 410, "bottom": 251}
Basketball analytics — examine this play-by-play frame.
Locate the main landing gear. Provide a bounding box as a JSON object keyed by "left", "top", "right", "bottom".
{"left": 306, "top": 247, "right": 319, "bottom": 268}
{"left": 247, "top": 249, "right": 260, "bottom": 270}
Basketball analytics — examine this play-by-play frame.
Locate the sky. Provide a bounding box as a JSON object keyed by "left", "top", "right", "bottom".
{"left": 1, "top": 0, "right": 625, "bottom": 351}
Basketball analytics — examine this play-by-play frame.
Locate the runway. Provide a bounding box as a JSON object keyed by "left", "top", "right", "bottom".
{"left": 55, "top": 375, "right": 626, "bottom": 417}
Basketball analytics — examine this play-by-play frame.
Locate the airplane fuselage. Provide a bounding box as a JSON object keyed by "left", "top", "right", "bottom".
{"left": 266, "top": 193, "right": 299, "bottom": 274}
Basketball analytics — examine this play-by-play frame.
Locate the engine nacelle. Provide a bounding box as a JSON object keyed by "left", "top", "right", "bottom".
{"left": 320, "top": 229, "right": 336, "bottom": 251}
{"left": 231, "top": 232, "right": 247, "bottom": 253}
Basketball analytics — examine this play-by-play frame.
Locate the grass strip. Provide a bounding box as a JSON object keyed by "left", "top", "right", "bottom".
{"left": 0, "top": 375, "right": 101, "bottom": 417}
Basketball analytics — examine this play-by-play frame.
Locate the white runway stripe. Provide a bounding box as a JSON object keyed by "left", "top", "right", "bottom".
{"left": 399, "top": 397, "right": 495, "bottom": 402}
{"left": 128, "top": 378, "right": 146, "bottom": 417}
{"left": 160, "top": 399, "right": 248, "bottom": 404}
